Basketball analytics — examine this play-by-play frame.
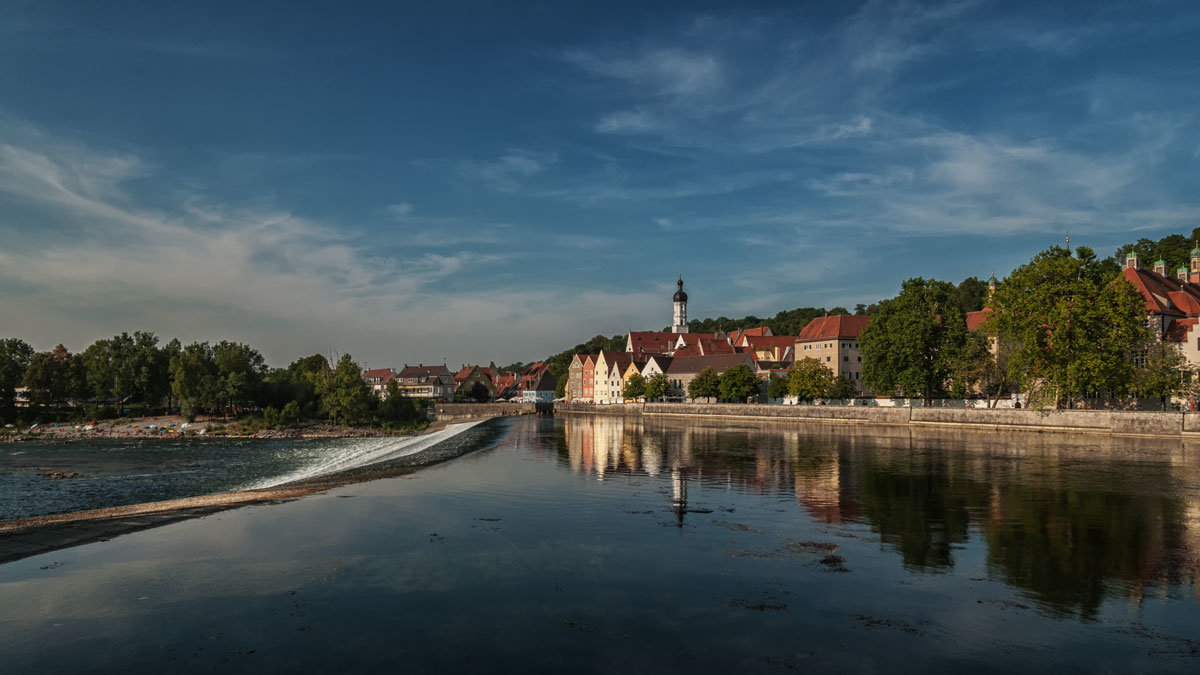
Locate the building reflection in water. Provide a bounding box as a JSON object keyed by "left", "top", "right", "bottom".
{"left": 555, "top": 414, "right": 1200, "bottom": 618}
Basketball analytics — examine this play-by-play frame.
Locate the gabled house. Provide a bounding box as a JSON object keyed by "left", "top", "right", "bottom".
{"left": 593, "top": 350, "right": 636, "bottom": 403}
{"left": 521, "top": 371, "right": 558, "bottom": 402}
{"left": 361, "top": 368, "right": 397, "bottom": 396}
{"left": 736, "top": 335, "right": 796, "bottom": 363}
{"left": 795, "top": 315, "right": 872, "bottom": 394}
{"left": 453, "top": 365, "right": 496, "bottom": 400}
{"left": 395, "top": 364, "right": 456, "bottom": 401}
{"left": 1122, "top": 249, "right": 1200, "bottom": 370}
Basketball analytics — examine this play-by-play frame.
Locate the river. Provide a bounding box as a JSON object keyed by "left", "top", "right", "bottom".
{"left": 1, "top": 415, "right": 1198, "bottom": 672}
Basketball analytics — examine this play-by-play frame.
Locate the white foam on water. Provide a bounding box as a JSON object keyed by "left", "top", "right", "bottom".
{"left": 247, "top": 421, "right": 487, "bottom": 490}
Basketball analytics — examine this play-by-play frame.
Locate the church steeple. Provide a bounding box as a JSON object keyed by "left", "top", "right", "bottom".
{"left": 672, "top": 277, "right": 689, "bottom": 334}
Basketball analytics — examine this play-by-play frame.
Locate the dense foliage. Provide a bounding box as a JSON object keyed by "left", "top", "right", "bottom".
{"left": 860, "top": 278, "right": 968, "bottom": 403}
{"left": 990, "top": 246, "right": 1149, "bottom": 408}
{"left": 788, "top": 358, "right": 833, "bottom": 401}
{"left": 0, "top": 331, "right": 424, "bottom": 429}
{"left": 717, "top": 363, "right": 760, "bottom": 402}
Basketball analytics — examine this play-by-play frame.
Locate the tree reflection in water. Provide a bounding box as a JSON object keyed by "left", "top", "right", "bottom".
{"left": 554, "top": 414, "right": 1200, "bottom": 618}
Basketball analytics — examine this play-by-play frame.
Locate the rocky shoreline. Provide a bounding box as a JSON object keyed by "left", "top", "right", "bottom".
{"left": 0, "top": 415, "right": 441, "bottom": 444}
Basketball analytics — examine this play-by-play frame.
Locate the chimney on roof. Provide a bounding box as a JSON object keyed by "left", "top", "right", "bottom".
{"left": 1179, "top": 268, "right": 1188, "bottom": 284}
{"left": 1126, "top": 251, "right": 1140, "bottom": 270}
{"left": 1154, "top": 259, "right": 1167, "bottom": 276}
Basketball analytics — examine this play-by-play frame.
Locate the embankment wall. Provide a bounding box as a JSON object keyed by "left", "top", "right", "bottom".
{"left": 430, "top": 402, "right": 547, "bottom": 421}
{"left": 554, "top": 402, "right": 1200, "bottom": 439}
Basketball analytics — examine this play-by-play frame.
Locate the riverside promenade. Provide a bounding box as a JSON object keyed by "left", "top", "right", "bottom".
{"left": 555, "top": 401, "right": 1200, "bottom": 439}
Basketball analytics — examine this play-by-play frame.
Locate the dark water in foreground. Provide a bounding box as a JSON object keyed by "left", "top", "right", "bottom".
{"left": 2, "top": 415, "right": 1199, "bottom": 673}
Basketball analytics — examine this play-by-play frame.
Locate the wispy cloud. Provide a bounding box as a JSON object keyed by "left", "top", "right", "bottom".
{"left": 458, "top": 149, "right": 557, "bottom": 192}
{"left": 0, "top": 126, "right": 639, "bottom": 364}
{"left": 564, "top": 47, "right": 723, "bottom": 97}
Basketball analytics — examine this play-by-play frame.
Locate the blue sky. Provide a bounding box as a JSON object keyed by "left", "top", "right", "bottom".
{"left": 1, "top": 1, "right": 1198, "bottom": 367}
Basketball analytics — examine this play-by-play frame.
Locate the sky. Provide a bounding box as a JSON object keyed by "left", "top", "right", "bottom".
{"left": 1, "top": 0, "right": 1198, "bottom": 368}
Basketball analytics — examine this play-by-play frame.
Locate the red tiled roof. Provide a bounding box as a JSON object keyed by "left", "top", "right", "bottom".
{"left": 797, "top": 315, "right": 871, "bottom": 341}
{"left": 665, "top": 353, "right": 754, "bottom": 376}
{"left": 966, "top": 308, "right": 992, "bottom": 332}
{"left": 362, "top": 368, "right": 394, "bottom": 380}
{"left": 744, "top": 335, "right": 796, "bottom": 350}
{"left": 1123, "top": 266, "right": 1194, "bottom": 318}
{"left": 627, "top": 332, "right": 677, "bottom": 355}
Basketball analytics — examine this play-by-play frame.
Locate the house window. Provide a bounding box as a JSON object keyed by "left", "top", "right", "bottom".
{"left": 857, "top": 356, "right": 862, "bottom": 362}
{"left": 844, "top": 356, "right": 849, "bottom": 362}
{"left": 826, "top": 357, "right": 831, "bottom": 362}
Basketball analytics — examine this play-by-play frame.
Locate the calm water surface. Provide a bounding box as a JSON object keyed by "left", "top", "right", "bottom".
{"left": 1, "top": 415, "right": 1198, "bottom": 673}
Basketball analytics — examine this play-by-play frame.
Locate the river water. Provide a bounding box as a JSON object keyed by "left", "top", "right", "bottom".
{"left": 1, "top": 415, "right": 1198, "bottom": 673}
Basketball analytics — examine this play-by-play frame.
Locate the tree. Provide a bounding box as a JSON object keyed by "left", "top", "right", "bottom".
{"left": 169, "top": 342, "right": 220, "bottom": 421}
{"left": 212, "top": 341, "right": 267, "bottom": 412}
{"left": 719, "top": 363, "right": 760, "bottom": 402}
{"left": 22, "top": 345, "right": 82, "bottom": 407}
{"left": 0, "top": 338, "right": 34, "bottom": 419}
{"left": 623, "top": 373, "right": 646, "bottom": 400}
{"left": 991, "top": 247, "right": 1149, "bottom": 408}
{"left": 825, "top": 374, "right": 858, "bottom": 400}
{"left": 860, "top": 277, "right": 967, "bottom": 404}
{"left": 946, "top": 329, "right": 994, "bottom": 399}
{"left": 788, "top": 358, "right": 833, "bottom": 401}
{"left": 1137, "top": 341, "right": 1189, "bottom": 408}
{"left": 377, "top": 379, "right": 419, "bottom": 425}
{"left": 688, "top": 367, "right": 721, "bottom": 401}
{"left": 80, "top": 331, "right": 169, "bottom": 406}
{"left": 318, "top": 354, "right": 373, "bottom": 425}
{"left": 468, "top": 381, "right": 490, "bottom": 402}
{"left": 951, "top": 277, "right": 989, "bottom": 315}
{"left": 766, "top": 373, "right": 790, "bottom": 400}
{"left": 644, "top": 372, "right": 670, "bottom": 400}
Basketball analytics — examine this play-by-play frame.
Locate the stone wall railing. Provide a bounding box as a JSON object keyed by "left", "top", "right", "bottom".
{"left": 554, "top": 401, "right": 1200, "bottom": 438}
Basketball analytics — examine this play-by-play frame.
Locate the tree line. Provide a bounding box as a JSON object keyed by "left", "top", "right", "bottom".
{"left": 0, "top": 333, "right": 424, "bottom": 429}
{"left": 859, "top": 245, "right": 1188, "bottom": 408}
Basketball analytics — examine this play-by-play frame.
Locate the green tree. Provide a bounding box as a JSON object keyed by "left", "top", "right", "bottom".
{"left": 377, "top": 379, "right": 419, "bottom": 426}
{"left": 80, "top": 331, "right": 169, "bottom": 406}
{"left": 824, "top": 374, "right": 859, "bottom": 400}
{"left": 0, "top": 338, "right": 34, "bottom": 419}
{"left": 860, "top": 277, "right": 967, "bottom": 404}
{"left": 644, "top": 372, "right": 670, "bottom": 400}
{"left": 467, "top": 381, "right": 490, "bottom": 402}
{"left": 318, "top": 354, "right": 373, "bottom": 425}
{"left": 212, "top": 341, "right": 267, "bottom": 412}
{"left": 991, "top": 247, "right": 1149, "bottom": 408}
{"left": 788, "top": 357, "right": 834, "bottom": 401}
{"left": 766, "top": 372, "right": 790, "bottom": 400}
{"left": 22, "top": 344, "right": 82, "bottom": 407}
{"left": 946, "top": 329, "right": 994, "bottom": 399}
{"left": 951, "top": 277, "right": 989, "bottom": 315}
{"left": 169, "top": 342, "right": 220, "bottom": 421}
{"left": 718, "top": 363, "right": 760, "bottom": 402}
{"left": 623, "top": 373, "right": 646, "bottom": 400}
{"left": 1137, "top": 341, "right": 1189, "bottom": 408}
{"left": 687, "top": 367, "right": 721, "bottom": 401}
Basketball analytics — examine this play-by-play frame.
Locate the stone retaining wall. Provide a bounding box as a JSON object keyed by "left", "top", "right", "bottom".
{"left": 555, "top": 402, "right": 1200, "bottom": 438}
{"left": 430, "top": 402, "right": 544, "bottom": 421}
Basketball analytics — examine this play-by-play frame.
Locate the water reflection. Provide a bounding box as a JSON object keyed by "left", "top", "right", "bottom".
{"left": 557, "top": 415, "right": 1200, "bottom": 618}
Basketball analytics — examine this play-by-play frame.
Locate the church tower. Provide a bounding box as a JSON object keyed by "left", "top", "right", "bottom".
{"left": 672, "top": 278, "right": 689, "bottom": 334}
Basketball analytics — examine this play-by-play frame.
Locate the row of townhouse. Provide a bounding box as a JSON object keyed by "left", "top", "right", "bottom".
{"left": 362, "top": 361, "right": 558, "bottom": 403}
{"left": 566, "top": 279, "right": 875, "bottom": 403}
